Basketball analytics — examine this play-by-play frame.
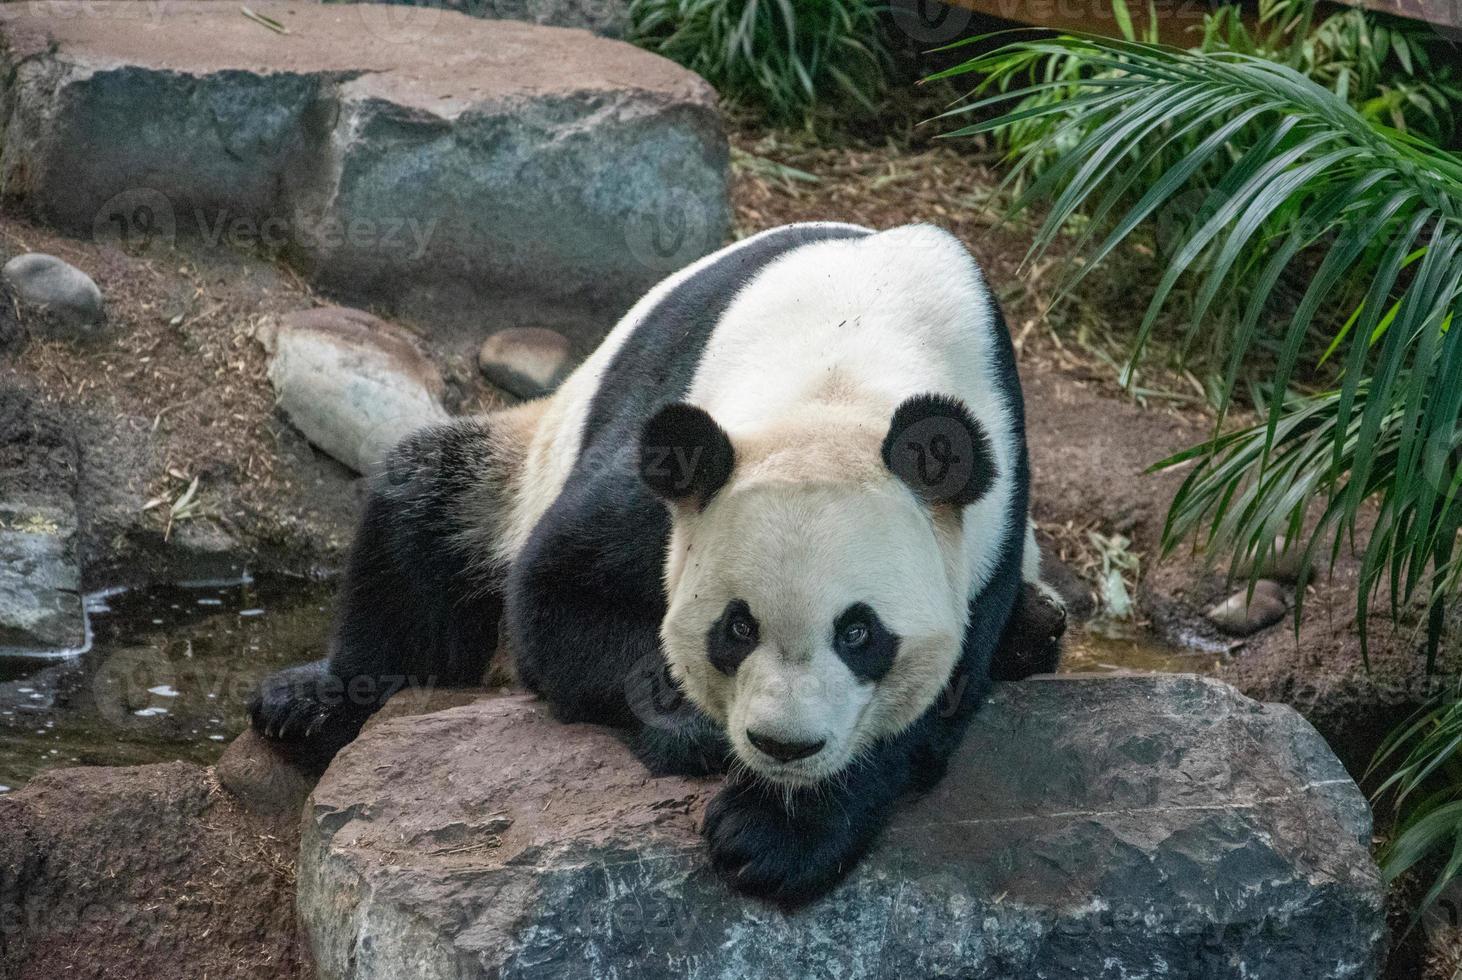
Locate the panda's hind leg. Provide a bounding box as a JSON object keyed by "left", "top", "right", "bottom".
{"left": 249, "top": 417, "right": 516, "bottom": 769}
{"left": 989, "top": 520, "right": 1068, "bottom": 682}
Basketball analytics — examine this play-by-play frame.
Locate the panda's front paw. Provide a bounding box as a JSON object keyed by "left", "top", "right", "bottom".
{"left": 989, "top": 580, "right": 1068, "bottom": 681}
{"left": 633, "top": 720, "right": 732, "bottom": 777}
{"left": 702, "top": 778, "right": 863, "bottom": 907}
{"left": 249, "top": 660, "right": 366, "bottom": 767}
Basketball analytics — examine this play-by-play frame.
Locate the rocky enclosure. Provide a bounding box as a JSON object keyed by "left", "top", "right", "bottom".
{"left": 300, "top": 676, "right": 1385, "bottom": 979}
{"left": 0, "top": 2, "right": 729, "bottom": 348}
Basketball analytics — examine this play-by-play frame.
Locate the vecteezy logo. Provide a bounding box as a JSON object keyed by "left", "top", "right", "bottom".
{"left": 1152, "top": 187, "right": 1210, "bottom": 260}
{"left": 92, "top": 188, "right": 177, "bottom": 250}
{"left": 625, "top": 189, "right": 714, "bottom": 274}
{"left": 888, "top": 0, "right": 974, "bottom": 45}
{"left": 893, "top": 414, "right": 976, "bottom": 500}
{"left": 1424, "top": 878, "right": 1462, "bottom": 946}
{"left": 91, "top": 645, "right": 178, "bottom": 727}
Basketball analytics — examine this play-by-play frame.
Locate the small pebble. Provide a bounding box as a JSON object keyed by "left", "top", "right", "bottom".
{"left": 478, "top": 327, "right": 573, "bottom": 398}
{"left": 1205, "top": 579, "right": 1288, "bottom": 637}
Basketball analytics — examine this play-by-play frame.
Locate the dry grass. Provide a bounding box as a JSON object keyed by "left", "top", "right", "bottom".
{"left": 0, "top": 221, "right": 321, "bottom": 530}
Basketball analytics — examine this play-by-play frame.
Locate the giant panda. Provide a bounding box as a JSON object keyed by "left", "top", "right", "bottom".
{"left": 251, "top": 221, "right": 1065, "bottom": 906}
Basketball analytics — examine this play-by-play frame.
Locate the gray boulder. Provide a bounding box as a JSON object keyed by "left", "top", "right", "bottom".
{"left": 1, "top": 252, "right": 104, "bottom": 339}
{"left": 0, "top": 2, "right": 729, "bottom": 351}
{"left": 0, "top": 500, "right": 84, "bottom": 655}
{"left": 478, "top": 326, "right": 574, "bottom": 398}
{"left": 300, "top": 675, "right": 1385, "bottom": 979}
{"left": 258, "top": 307, "right": 448, "bottom": 475}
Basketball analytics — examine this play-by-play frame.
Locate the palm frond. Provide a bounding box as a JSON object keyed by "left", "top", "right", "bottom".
{"left": 944, "top": 37, "right": 1462, "bottom": 658}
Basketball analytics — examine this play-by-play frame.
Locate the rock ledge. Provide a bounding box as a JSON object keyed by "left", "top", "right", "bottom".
{"left": 301, "top": 675, "right": 1386, "bottom": 979}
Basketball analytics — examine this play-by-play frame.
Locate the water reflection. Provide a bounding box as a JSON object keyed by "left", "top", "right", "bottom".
{"left": 0, "top": 575, "right": 334, "bottom": 792}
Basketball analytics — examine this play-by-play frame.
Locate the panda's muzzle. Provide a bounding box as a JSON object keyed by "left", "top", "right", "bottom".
{"left": 746, "top": 730, "right": 825, "bottom": 763}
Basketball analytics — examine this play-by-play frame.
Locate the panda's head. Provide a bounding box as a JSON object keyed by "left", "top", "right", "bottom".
{"left": 638, "top": 395, "right": 996, "bottom": 786}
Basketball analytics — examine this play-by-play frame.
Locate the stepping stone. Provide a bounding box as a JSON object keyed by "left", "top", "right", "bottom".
{"left": 1206, "top": 578, "right": 1288, "bottom": 637}
{"left": 258, "top": 307, "right": 449, "bottom": 475}
{"left": 301, "top": 675, "right": 1385, "bottom": 979}
{"left": 478, "top": 326, "right": 573, "bottom": 398}
{"left": 0, "top": 3, "right": 729, "bottom": 350}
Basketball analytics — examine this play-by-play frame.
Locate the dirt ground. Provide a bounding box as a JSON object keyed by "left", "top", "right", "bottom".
{"left": 0, "top": 761, "right": 309, "bottom": 980}
{"left": 1, "top": 114, "right": 1452, "bottom": 976}
{"left": 0, "top": 222, "right": 507, "bottom": 587}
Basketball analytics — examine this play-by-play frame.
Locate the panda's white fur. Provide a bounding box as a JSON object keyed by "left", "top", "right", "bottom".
{"left": 494, "top": 222, "right": 876, "bottom": 566}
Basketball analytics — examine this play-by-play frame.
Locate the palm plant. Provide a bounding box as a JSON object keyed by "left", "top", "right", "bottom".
{"left": 934, "top": 25, "right": 1462, "bottom": 909}
{"left": 629, "top": 0, "right": 891, "bottom": 125}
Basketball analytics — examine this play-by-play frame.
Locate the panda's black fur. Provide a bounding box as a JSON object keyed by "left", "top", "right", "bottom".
{"left": 251, "top": 223, "right": 1063, "bottom": 905}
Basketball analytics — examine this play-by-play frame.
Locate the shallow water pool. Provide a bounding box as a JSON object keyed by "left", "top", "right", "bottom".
{"left": 0, "top": 575, "right": 334, "bottom": 793}
{"left": 1060, "top": 622, "right": 1230, "bottom": 676}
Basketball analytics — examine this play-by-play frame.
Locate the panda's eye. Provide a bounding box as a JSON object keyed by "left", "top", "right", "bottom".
{"left": 727, "top": 611, "right": 757, "bottom": 644}
{"left": 709, "top": 600, "right": 759, "bottom": 676}
{"left": 833, "top": 603, "right": 896, "bottom": 682}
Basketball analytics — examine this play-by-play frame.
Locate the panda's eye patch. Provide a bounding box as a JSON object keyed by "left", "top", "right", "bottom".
{"left": 833, "top": 603, "right": 898, "bottom": 683}
{"left": 708, "top": 599, "right": 758, "bottom": 675}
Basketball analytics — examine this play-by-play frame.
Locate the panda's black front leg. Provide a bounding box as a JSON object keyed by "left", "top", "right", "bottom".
{"left": 622, "top": 654, "right": 733, "bottom": 777}
{"left": 702, "top": 733, "right": 918, "bottom": 907}
{"left": 249, "top": 420, "right": 505, "bottom": 770}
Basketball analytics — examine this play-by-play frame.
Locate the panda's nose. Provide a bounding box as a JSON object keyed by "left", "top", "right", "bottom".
{"left": 747, "top": 730, "right": 825, "bottom": 762}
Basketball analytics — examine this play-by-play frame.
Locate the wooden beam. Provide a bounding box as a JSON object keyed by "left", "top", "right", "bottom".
{"left": 946, "top": 0, "right": 1461, "bottom": 39}
{"left": 1345, "top": 0, "right": 1462, "bottom": 30}
{"left": 948, "top": 0, "right": 1226, "bottom": 46}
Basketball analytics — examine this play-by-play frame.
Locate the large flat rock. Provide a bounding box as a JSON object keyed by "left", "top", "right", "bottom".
{"left": 301, "top": 675, "right": 1386, "bottom": 979}
{"left": 0, "top": 2, "right": 728, "bottom": 348}
{"left": 384, "top": 0, "right": 632, "bottom": 36}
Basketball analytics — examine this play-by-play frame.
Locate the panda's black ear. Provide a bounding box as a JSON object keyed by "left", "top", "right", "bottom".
{"left": 882, "top": 394, "right": 996, "bottom": 508}
{"left": 640, "top": 403, "right": 736, "bottom": 509}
